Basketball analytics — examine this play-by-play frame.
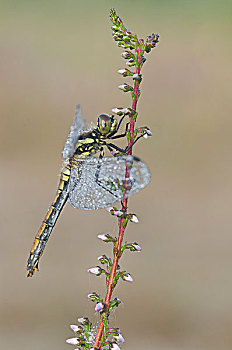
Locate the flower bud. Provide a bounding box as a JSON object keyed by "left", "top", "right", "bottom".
{"left": 95, "top": 302, "right": 104, "bottom": 312}
{"left": 118, "top": 83, "right": 133, "bottom": 92}
{"left": 114, "top": 333, "right": 125, "bottom": 343}
{"left": 136, "top": 127, "right": 152, "bottom": 138}
{"left": 121, "top": 51, "right": 134, "bottom": 59}
{"left": 88, "top": 292, "right": 100, "bottom": 302}
{"left": 87, "top": 266, "right": 102, "bottom": 276}
{"left": 143, "top": 133, "right": 148, "bottom": 139}
{"left": 109, "top": 297, "right": 122, "bottom": 311}
{"left": 130, "top": 214, "right": 139, "bottom": 224}
{"left": 112, "top": 107, "right": 130, "bottom": 115}
{"left": 126, "top": 58, "right": 136, "bottom": 67}
{"left": 146, "top": 129, "right": 153, "bottom": 136}
{"left": 106, "top": 207, "right": 125, "bottom": 217}
{"left": 70, "top": 324, "right": 84, "bottom": 333}
{"left": 106, "top": 206, "right": 115, "bottom": 213}
{"left": 118, "top": 68, "right": 134, "bottom": 77}
{"left": 146, "top": 33, "right": 160, "bottom": 51}
{"left": 97, "top": 233, "right": 115, "bottom": 242}
{"left": 110, "top": 150, "right": 120, "bottom": 156}
{"left": 125, "top": 242, "right": 142, "bottom": 252}
{"left": 122, "top": 272, "right": 133, "bottom": 283}
{"left": 132, "top": 73, "right": 141, "bottom": 81}
{"left": 131, "top": 243, "right": 142, "bottom": 251}
{"left": 117, "top": 69, "right": 127, "bottom": 75}
{"left": 98, "top": 254, "right": 107, "bottom": 261}
{"left": 66, "top": 337, "right": 81, "bottom": 345}
{"left": 118, "top": 84, "right": 126, "bottom": 91}
{"left": 77, "top": 317, "right": 89, "bottom": 325}
{"left": 98, "top": 254, "right": 111, "bottom": 266}
{"left": 121, "top": 108, "right": 130, "bottom": 114}
{"left": 114, "top": 210, "right": 124, "bottom": 217}
{"left": 112, "top": 107, "right": 123, "bottom": 114}
{"left": 110, "top": 342, "right": 121, "bottom": 350}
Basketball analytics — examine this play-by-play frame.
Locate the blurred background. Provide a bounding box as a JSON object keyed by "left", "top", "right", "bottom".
{"left": 1, "top": 1, "right": 232, "bottom": 349}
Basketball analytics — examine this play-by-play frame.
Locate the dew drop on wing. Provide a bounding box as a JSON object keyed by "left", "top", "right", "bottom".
{"left": 68, "top": 156, "right": 150, "bottom": 210}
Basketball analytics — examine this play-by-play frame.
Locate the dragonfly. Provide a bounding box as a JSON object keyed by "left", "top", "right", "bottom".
{"left": 27, "top": 105, "right": 150, "bottom": 277}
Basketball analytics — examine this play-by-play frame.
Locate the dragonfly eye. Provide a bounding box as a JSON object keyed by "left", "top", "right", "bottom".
{"left": 98, "top": 114, "right": 117, "bottom": 136}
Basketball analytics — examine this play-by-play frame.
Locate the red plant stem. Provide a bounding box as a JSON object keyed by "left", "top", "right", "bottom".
{"left": 93, "top": 46, "right": 142, "bottom": 349}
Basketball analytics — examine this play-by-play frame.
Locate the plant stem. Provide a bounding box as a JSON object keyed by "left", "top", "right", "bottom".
{"left": 93, "top": 46, "right": 142, "bottom": 349}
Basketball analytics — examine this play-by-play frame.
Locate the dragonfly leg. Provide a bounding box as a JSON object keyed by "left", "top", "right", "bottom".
{"left": 111, "top": 114, "right": 128, "bottom": 135}
{"left": 110, "top": 122, "right": 129, "bottom": 140}
{"left": 106, "top": 133, "right": 145, "bottom": 154}
{"left": 121, "top": 200, "right": 127, "bottom": 211}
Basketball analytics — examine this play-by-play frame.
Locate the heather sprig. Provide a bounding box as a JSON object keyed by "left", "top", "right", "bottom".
{"left": 66, "top": 8, "right": 159, "bottom": 350}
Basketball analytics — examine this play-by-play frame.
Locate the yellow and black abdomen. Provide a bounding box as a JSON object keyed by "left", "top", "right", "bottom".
{"left": 27, "top": 164, "right": 71, "bottom": 277}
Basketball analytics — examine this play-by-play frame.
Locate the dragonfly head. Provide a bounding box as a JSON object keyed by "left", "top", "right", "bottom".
{"left": 97, "top": 114, "right": 117, "bottom": 137}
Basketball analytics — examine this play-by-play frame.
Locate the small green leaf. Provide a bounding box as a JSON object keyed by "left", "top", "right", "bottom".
{"left": 131, "top": 91, "right": 136, "bottom": 99}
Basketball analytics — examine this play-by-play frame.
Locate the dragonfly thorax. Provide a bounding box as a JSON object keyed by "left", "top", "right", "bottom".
{"left": 97, "top": 114, "right": 117, "bottom": 137}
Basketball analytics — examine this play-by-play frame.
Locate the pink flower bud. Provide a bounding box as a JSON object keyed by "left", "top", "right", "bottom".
{"left": 97, "top": 234, "right": 109, "bottom": 241}
{"left": 143, "top": 133, "right": 148, "bottom": 139}
{"left": 118, "top": 84, "right": 127, "bottom": 90}
{"left": 66, "top": 337, "right": 80, "bottom": 345}
{"left": 114, "top": 210, "right": 123, "bottom": 217}
{"left": 87, "top": 267, "right": 102, "bottom": 275}
{"left": 130, "top": 214, "right": 139, "bottom": 224}
{"left": 122, "top": 273, "right": 133, "bottom": 283}
{"left": 121, "top": 108, "right": 130, "bottom": 114}
{"left": 88, "top": 292, "right": 100, "bottom": 301}
{"left": 112, "top": 107, "right": 122, "bottom": 114}
{"left": 97, "top": 255, "right": 105, "bottom": 261}
{"left": 121, "top": 51, "right": 132, "bottom": 59}
{"left": 132, "top": 73, "right": 141, "bottom": 81}
{"left": 106, "top": 206, "right": 115, "bottom": 213}
{"left": 114, "top": 333, "right": 125, "bottom": 343}
{"left": 117, "top": 69, "right": 127, "bottom": 75}
{"left": 70, "top": 324, "right": 83, "bottom": 333}
{"left": 110, "top": 150, "right": 120, "bottom": 156}
{"left": 131, "top": 243, "right": 142, "bottom": 251}
{"left": 118, "top": 83, "right": 133, "bottom": 92}
{"left": 112, "top": 107, "right": 130, "bottom": 115}
{"left": 111, "top": 342, "right": 121, "bottom": 350}
{"left": 126, "top": 58, "right": 136, "bottom": 67}
{"left": 95, "top": 302, "right": 104, "bottom": 312}
{"left": 97, "top": 233, "right": 114, "bottom": 242}
{"left": 77, "top": 317, "right": 88, "bottom": 324}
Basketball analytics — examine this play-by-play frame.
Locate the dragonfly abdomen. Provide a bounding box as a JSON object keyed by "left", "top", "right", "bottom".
{"left": 27, "top": 165, "right": 71, "bottom": 277}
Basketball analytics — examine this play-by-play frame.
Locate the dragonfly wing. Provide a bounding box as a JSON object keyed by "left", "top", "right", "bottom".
{"left": 68, "top": 156, "right": 150, "bottom": 210}
{"left": 62, "top": 104, "right": 86, "bottom": 159}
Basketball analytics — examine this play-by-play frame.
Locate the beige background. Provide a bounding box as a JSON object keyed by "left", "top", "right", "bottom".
{"left": 1, "top": 1, "right": 232, "bottom": 349}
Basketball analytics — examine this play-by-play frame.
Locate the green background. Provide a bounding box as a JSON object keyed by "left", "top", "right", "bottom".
{"left": 1, "top": 1, "right": 232, "bottom": 349}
